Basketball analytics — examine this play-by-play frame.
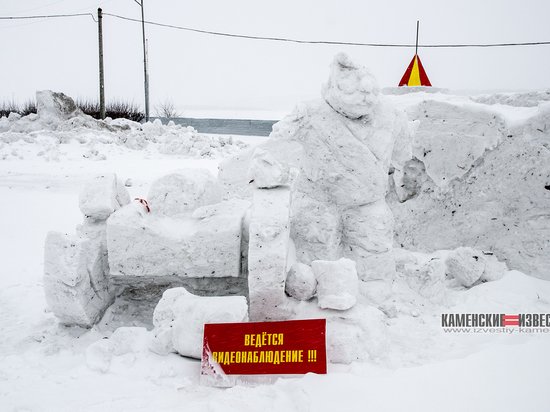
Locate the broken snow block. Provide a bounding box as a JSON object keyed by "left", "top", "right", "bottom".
{"left": 43, "top": 231, "right": 114, "bottom": 327}
{"left": 79, "top": 173, "right": 130, "bottom": 221}
{"left": 405, "top": 258, "right": 446, "bottom": 301}
{"left": 445, "top": 247, "right": 485, "bottom": 287}
{"left": 107, "top": 199, "right": 246, "bottom": 279}
{"left": 312, "top": 258, "right": 358, "bottom": 310}
{"left": 285, "top": 262, "right": 316, "bottom": 301}
{"left": 247, "top": 148, "right": 290, "bottom": 189}
{"left": 147, "top": 169, "right": 221, "bottom": 217}
{"left": 36, "top": 90, "right": 82, "bottom": 121}
{"left": 248, "top": 187, "right": 292, "bottom": 321}
{"left": 150, "top": 287, "right": 248, "bottom": 359}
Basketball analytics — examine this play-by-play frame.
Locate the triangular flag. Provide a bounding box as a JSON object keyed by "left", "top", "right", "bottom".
{"left": 398, "top": 54, "right": 432, "bottom": 87}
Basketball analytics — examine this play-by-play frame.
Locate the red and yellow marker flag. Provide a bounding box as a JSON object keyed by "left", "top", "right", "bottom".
{"left": 398, "top": 54, "right": 432, "bottom": 87}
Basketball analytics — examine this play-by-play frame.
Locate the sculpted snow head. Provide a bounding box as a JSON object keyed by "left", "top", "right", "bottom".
{"left": 321, "top": 53, "right": 380, "bottom": 120}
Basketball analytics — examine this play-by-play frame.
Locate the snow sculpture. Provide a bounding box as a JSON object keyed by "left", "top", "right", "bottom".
{"left": 150, "top": 287, "right": 248, "bottom": 359}
{"left": 312, "top": 258, "right": 358, "bottom": 310}
{"left": 220, "top": 53, "right": 411, "bottom": 282}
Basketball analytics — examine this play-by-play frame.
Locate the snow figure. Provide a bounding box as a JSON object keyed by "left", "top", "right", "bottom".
{"left": 241, "top": 53, "right": 411, "bottom": 282}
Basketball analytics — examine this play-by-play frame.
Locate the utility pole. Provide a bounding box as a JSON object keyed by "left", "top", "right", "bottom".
{"left": 98, "top": 8, "right": 105, "bottom": 119}
{"left": 415, "top": 20, "right": 419, "bottom": 56}
{"left": 134, "top": 0, "right": 149, "bottom": 122}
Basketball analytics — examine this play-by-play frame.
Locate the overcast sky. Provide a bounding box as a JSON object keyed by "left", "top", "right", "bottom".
{"left": 1, "top": 0, "right": 549, "bottom": 116}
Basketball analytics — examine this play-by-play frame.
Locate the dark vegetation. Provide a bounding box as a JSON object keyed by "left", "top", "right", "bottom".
{"left": 0, "top": 99, "right": 144, "bottom": 122}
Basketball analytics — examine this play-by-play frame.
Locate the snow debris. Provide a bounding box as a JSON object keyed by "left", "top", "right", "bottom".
{"left": 248, "top": 187, "right": 292, "bottom": 321}
{"left": 445, "top": 247, "right": 486, "bottom": 287}
{"left": 150, "top": 287, "right": 248, "bottom": 359}
{"left": 78, "top": 173, "right": 130, "bottom": 221}
{"left": 147, "top": 169, "right": 221, "bottom": 217}
{"left": 312, "top": 258, "right": 358, "bottom": 310}
{"left": 36, "top": 90, "right": 83, "bottom": 122}
{"left": 285, "top": 262, "right": 316, "bottom": 301}
{"left": 86, "top": 327, "right": 150, "bottom": 373}
{"left": 247, "top": 147, "right": 291, "bottom": 189}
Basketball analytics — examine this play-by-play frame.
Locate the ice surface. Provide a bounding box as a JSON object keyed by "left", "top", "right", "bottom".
{"left": 147, "top": 169, "right": 221, "bottom": 217}
{"left": 312, "top": 258, "right": 358, "bottom": 310}
{"left": 151, "top": 287, "right": 248, "bottom": 359}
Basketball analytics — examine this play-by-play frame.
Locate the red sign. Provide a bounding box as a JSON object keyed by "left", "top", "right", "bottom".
{"left": 201, "top": 319, "right": 326, "bottom": 377}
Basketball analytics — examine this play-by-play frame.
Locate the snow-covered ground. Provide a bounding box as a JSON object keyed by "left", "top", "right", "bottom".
{"left": 1, "top": 89, "right": 549, "bottom": 411}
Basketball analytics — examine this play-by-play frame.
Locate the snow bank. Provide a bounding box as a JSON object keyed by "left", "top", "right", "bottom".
{"left": 472, "top": 90, "right": 550, "bottom": 107}
{"left": 150, "top": 287, "right": 248, "bottom": 359}
{"left": 0, "top": 91, "right": 248, "bottom": 161}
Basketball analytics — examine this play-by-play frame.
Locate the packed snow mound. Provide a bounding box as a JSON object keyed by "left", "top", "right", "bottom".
{"left": 0, "top": 91, "right": 248, "bottom": 161}
{"left": 408, "top": 100, "right": 505, "bottom": 187}
{"left": 322, "top": 53, "right": 380, "bottom": 120}
{"left": 390, "top": 102, "right": 550, "bottom": 280}
{"left": 472, "top": 90, "right": 550, "bottom": 107}
{"left": 36, "top": 90, "right": 83, "bottom": 120}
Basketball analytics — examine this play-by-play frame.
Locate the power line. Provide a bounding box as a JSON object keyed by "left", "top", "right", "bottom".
{"left": 1, "top": 12, "right": 550, "bottom": 48}
{"left": 103, "top": 12, "right": 550, "bottom": 48}
{"left": 0, "top": 13, "right": 96, "bottom": 22}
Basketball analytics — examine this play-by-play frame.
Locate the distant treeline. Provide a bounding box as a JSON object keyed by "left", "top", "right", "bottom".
{"left": 0, "top": 99, "right": 144, "bottom": 122}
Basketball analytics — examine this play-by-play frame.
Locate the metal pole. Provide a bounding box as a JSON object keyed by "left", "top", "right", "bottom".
{"left": 138, "top": 0, "right": 150, "bottom": 122}
{"left": 415, "top": 20, "right": 419, "bottom": 56}
{"left": 98, "top": 8, "right": 105, "bottom": 119}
